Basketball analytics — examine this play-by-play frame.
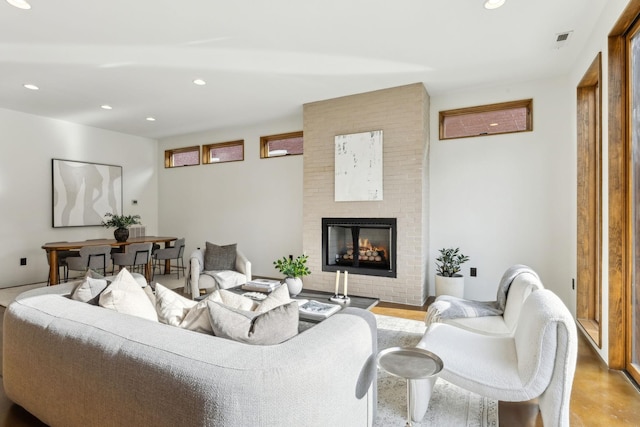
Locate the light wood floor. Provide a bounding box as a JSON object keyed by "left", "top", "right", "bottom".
{"left": 0, "top": 299, "right": 639, "bottom": 426}
{"left": 372, "top": 301, "right": 640, "bottom": 426}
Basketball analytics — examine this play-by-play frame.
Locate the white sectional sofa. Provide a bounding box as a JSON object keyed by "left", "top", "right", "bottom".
{"left": 3, "top": 283, "right": 377, "bottom": 427}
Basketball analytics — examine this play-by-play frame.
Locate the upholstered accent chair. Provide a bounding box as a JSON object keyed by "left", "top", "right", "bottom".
{"left": 425, "top": 268, "right": 544, "bottom": 336}
{"left": 66, "top": 245, "right": 114, "bottom": 277}
{"left": 152, "top": 238, "right": 185, "bottom": 279}
{"left": 411, "top": 289, "right": 577, "bottom": 426}
{"left": 185, "top": 242, "right": 251, "bottom": 299}
{"left": 112, "top": 242, "right": 153, "bottom": 275}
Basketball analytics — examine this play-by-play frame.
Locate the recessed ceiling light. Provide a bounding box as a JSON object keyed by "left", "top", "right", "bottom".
{"left": 101, "top": 105, "right": 113, "bottom": 110}
{"left": 23, "top": 83, "right": 39, "bottom": 90}
{"left": 193, "top": 79, "right": 206, "bottom": 86}
{"left": 484, "top": 0, "right": 505, "bottom": 9}
{"left": 146, "top": 117, "right": 156, "bottom": 122}
{"left": 6, "top": 0, "right": 31, "bottom": 10}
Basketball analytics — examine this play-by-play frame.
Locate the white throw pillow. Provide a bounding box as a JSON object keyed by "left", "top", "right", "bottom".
{"left": 255, "top": 283, "right": 291, "bottom": 313}
{"left": 71, "top": 271, "right": 109, "bottom": 305}
{"left": 208, "top": 289, "right": 257, "bottom": 311}
{"left": 154, "top": 283, "right": 213, "bottom": 333}
{"left": 155, "top": 283, "right": 197, "bottom": 326}
{"left": 99, "top": 269, "right": 158, "bottom": 322}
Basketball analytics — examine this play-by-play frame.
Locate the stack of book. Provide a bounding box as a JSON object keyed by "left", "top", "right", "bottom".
{"left": 241, "top": 279, "right": 281, "bottom": 293}
{"left": 297, "top": 300, "right": 341, "bottom": 321}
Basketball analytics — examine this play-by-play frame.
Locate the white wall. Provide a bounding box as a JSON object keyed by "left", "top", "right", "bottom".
{"left": 429, "top": 76, "right": 575, "bottom": 309}
{"left": 157, "top": 114, "right": 303, "bottom": 279}
{"left": 0, "top": 107, "right": 158, "bottom": 288}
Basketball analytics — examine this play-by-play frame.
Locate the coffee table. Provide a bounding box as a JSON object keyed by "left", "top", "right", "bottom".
{"left": 376, "top": 346, "right": 443, "bottom": 427}
{"left": 218, "top": 285, "right": 379, "bottom": 322}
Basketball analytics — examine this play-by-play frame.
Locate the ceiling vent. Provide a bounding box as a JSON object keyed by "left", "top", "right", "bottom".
{"left": 554, "top": 31, "right": 573, "bottom": 49}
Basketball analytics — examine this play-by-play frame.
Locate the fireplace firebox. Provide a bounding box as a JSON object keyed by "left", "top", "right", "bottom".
{"left": 322, "top": 217, "right": 397, "bottom": 278}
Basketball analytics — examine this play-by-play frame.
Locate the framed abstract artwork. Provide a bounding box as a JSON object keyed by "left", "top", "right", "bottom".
{"left": 335, "top": 130, "right": 383, "bottom": 201}
{"left": 52, "top": 159, "right": 123, "bottom": 227}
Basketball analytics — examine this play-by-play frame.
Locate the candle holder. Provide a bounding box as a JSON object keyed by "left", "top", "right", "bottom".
{"left": 330, "top": 294, "right": 351, "bottom": 304}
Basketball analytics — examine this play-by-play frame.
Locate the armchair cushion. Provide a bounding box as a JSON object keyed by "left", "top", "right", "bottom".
{"left": 204, "top": 242, "right": 237, "bottom": 271}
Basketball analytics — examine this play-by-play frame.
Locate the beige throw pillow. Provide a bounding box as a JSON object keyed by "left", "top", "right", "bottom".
{"left": 207, "top": 300, "right": 299, "bottom": 345}
{"left": 99, "top": 269, "right": 158, "bottom": 322}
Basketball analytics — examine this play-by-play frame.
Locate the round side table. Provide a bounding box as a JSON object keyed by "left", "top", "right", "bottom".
{"left": 376, "top": 346, "right": 443, "bottom": 427}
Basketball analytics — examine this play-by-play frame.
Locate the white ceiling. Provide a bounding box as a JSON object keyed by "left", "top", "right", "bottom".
{"left": 0, "top": 0, "right": 608, "bottom": 139}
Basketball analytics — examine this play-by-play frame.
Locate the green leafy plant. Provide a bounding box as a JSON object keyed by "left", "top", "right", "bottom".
{"left": 101, "top": 212, "right": 141, "bottom": 229}
{"left": 435, "top": 247, "right": 469, "bottom": 277}
{"left": 273, "top": 254, "right": 311, "bottom": 278}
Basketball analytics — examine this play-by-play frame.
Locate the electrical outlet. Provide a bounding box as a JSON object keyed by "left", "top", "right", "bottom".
{"left": 20, "top": 257, "right": 27, "bottom": 266}
{"left": 470, "top": 267, "right": 477, "bottom": 277}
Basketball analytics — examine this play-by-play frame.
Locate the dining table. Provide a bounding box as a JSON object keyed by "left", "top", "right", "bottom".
{"left": 42, "top": 236, "right": 177, "bottom": 285}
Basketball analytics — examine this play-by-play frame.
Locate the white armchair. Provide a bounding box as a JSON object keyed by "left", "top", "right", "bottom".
{"left": 184, "top": 245, "right": 251, "bottom": 299}
{"left": 411, "top": 289, "right": 577, "bottom": 426}
{"left": 425, "top": 265, "right": 544, "bottom": 336}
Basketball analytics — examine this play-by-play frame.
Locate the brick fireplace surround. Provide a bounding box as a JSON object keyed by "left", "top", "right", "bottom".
{"left": 302, "top": 83, "right": 430, "bottom": 306}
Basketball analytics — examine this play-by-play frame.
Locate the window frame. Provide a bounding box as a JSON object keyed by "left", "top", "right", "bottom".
{"left": 202, "top": 140, "right": 245, "bottom": 165}
{"left": 439, "top": 99, "right": 533, "bottom": 140}
{"left": 260, "top": 131, "right": 303, "bottom": 158}
{"left": 164, "top": 146, "right": 200, "bottom": 168}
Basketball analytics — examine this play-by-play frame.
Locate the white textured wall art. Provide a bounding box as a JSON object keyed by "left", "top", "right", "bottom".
{"left": 335, "top": 130, "right": 383, "bottom": 201}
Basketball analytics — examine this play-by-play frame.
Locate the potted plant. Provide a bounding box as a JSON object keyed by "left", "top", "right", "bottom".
{"left": 435, "top": 247, "right": 470, "bottom": 298}
{"left": 101, "top": 212, "right": 142, "bottom": 242}
{"left": 273, "top": 254, "right": 310, "bottom": 296}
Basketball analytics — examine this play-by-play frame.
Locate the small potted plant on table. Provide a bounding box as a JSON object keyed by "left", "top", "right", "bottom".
{"left": 102, "top": 212, "right": 142, "bottom": 242}
{"left": 435, "top": 247, "right": 470, "bottom": 298}
{"left": 273, "top": 254, "right": 310, "bottom": 297}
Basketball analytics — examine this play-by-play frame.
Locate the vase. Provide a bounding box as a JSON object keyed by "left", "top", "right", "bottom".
{"left": 284, "top": 277, "right": 303, "bottom": 297}
{"left": 435, "top": 274, "right": 464, "bottom": 298}
{"left": 113, "top": 227, "right": 129, "bottom": 242}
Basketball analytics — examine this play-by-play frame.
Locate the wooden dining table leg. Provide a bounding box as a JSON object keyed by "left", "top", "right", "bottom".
{"left": 49, "top": 250, "right": 59, "bottom": 285}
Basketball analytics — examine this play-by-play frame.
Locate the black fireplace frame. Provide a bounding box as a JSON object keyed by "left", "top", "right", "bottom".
{"left": 322, "top": 217, "right": 397, "bottom": 278}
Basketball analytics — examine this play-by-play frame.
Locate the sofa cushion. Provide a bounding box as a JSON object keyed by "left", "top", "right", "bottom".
{"left": 71, "top": 270, "right": 109, "bottom": 305}
{"left": 204, "top": 242, "right": 237, "bottom": 271}
{"left": 207, "top": 300, "right": 299, "bottom": 345}
{"left": 99, "top": 269, "right": 158, "bottom": 322}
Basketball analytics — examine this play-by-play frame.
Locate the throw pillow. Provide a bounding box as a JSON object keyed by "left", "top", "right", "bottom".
{"left": 207, "top": 300, "right": 299, "bottom": 345}
{"left": 99, "top": 269, "right": 158, "bottom": 322}
{"left": 71, "top": 270, "right": 109, "bottom": 305}
{"left": 154, "top": 283, "right": 217, "bottom": 334}
{"left": 208, "top": 289, "right": 257, "bottom": 311}
{"left": 255, "top": 282, "right": 290, "bottom": 313}
{"left": 204, "top": 242, "right": 237, "bottom": 271}
{"left": 155, "top": 283, "right": 197, "bottom": 326}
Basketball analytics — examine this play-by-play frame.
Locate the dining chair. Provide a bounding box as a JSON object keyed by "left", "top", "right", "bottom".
{"left": 153, "top": 238, "right": 185, "bottom": 280}
{"left": 44, "top": 241, "right": 79, "bottom": 284}
{"left": 112, "top": 243, "right": 153, "bottom": 275}
{"left": 66, "top": 245, "right": 114, "bottom": 277}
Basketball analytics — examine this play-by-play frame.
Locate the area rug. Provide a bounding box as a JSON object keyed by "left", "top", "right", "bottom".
{"left": 375, "top": 314, "right": 498, "bottom": 426}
